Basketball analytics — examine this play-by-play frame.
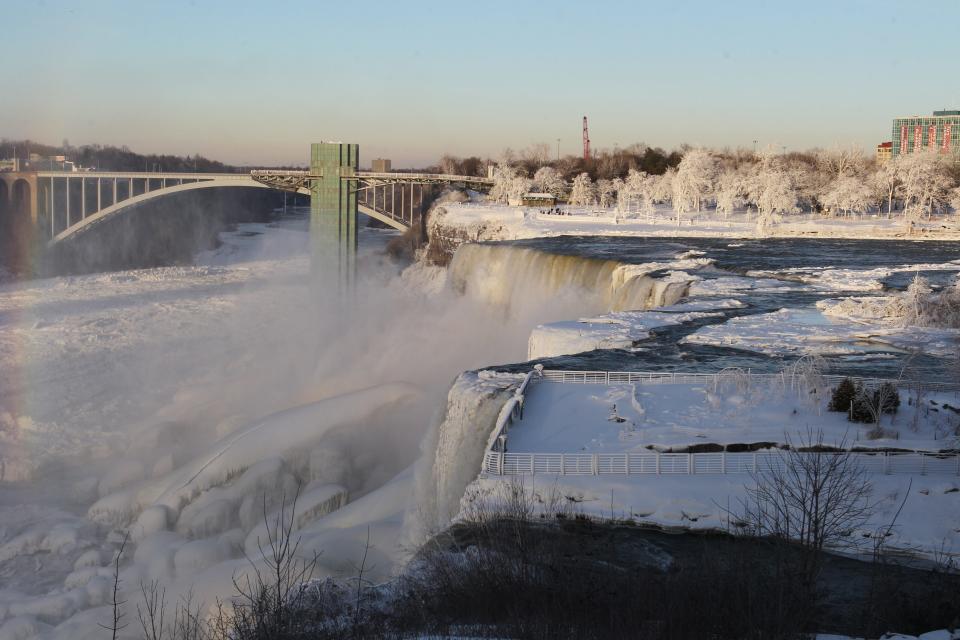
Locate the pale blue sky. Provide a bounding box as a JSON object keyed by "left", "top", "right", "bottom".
{"left": 3, "top": 0, "right": 958, "bottom": 166}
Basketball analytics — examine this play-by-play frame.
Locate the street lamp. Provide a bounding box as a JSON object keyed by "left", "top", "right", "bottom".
{"left": 753, "top": 140, "right": 758, "bottom": 155}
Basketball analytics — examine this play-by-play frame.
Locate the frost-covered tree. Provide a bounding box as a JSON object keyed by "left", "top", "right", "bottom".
{"left": 872, "top": 157, "right": 904, "bottom": 217}
{"left": 899, "top": 151, "right": 954, "bottom": 219}
{"left": 816, "top": 144, "right": 866, "bottom": 182}
{"left": 488, "top": 164, "right": 517, "bottom": 204}
{"left": 756, "top": 169, "right": 799, "bottom": 218}
{"left": 532, "top": 166, "right": 567, "bottom": 198}
{"left": 902, "top": 274, "right": 933, "bottom": 325}
{"left": 715, "top": 169, "right": 747, "bottom": 217}
{"left": 652, "top": 168, "right": 675, "bottom": 207}
{"left": 619, "top": 169, "right": 657, "bottom": 216}
{"left": 508, "top": 175, "right": 532, "bottom": 202}
{"left": 488, "top": 165, "right": 531, "bottom": 204}
{"left": 821, "top": 176, "right": 873, "bottom": 217}
{"left": 672, "top": 149, "right": 717, "bottom": 222}
{"left": 596, "top": 178, "right": 618, "bottom": 209}
{"left": 951, "top": 187, "right": 960, "bottom": 216}
{"left": 568, "top": 173, "right": 596, "bottom": 206}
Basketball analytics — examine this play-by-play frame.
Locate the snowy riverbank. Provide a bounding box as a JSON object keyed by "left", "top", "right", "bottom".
{"left": 427, "top": 201, "right": 960, "bottom": 264}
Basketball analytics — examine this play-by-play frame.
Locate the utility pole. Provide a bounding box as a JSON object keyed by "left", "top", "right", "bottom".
{"left": 582, "top": 116, "right": 591, "bottom": 162}
{"left": 556, "top": 138, "right": 560, "bottom": 161}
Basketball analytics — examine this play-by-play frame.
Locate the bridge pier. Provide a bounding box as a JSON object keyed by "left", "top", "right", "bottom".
{"left": 310, "top": 142, "right": 359, "bottom": 293}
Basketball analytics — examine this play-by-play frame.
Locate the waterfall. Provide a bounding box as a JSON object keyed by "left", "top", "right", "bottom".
{"left": 448, "top": 244, "right": 702, "bottom": 316}
{"left": 407, "top": 371, "right": 519, "bottom": 539}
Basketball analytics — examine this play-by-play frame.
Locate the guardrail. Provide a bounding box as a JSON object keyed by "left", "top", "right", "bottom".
{"left": 538, "top": 369, "right": 960, "bottom": 393}
{"left": 481, "top": 368, "right": 960, "bottom": 478}
{"left": 482, "top": 450, "right": 960, "bottom": 477}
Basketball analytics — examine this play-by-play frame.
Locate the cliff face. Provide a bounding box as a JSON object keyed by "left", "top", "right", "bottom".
{"left": 425, "top": 205, "right": 508, "bottom": 266}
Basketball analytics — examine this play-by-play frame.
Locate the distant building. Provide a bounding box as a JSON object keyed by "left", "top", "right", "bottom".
{"left": 371, "top": 158, "right": 391, "bottom": 172}
{"left": 892, "top": 110, "right": 960, "bottom": 157}
{"left": 876, "top": 141, "right": 892, "bottom": 164}
{"left": 0, "top": 158, "right": 19, "bottom": 172}
{"left": 509, "top": 192, "right": 557, "bottom": 207}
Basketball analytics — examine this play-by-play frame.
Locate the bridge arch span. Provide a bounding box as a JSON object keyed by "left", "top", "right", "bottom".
{"left": 47, "top": 177, "right": 304, "bottom": 246}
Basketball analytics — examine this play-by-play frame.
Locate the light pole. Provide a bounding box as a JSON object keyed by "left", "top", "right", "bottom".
{"left": 556, "top": 138, "right": 560, "bottom": 161}
{"left": 753, "top": 140, "right": 758, "bottom": 155}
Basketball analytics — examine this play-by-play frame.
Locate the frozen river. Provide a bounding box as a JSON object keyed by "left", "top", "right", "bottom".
{"left": 0, "top": 218, "right": 958, "bottom": 639}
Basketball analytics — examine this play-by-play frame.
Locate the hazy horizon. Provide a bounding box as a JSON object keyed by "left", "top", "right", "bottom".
{"left": 3, "top": 0, "right": 958, "bottom": 167}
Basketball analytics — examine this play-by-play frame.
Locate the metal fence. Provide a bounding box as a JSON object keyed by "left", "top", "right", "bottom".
{"left": 482, "top": 450, "right": 960, "bottom": 477}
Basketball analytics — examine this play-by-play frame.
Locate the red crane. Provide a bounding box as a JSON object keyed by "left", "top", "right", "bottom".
{"left": 582, "top": 116, "right": 591, "bottom": 162}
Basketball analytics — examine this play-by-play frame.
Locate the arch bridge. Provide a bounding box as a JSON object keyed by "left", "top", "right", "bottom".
{"left": 1, "top": 143, "right": 493, "bottom": 286}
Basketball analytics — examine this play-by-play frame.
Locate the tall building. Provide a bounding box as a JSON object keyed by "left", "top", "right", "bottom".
{"left": 891, "top": 110, "right": 960, "bottom": 157}
{"left": 371, "top": 158, "right": 391, "bottom": 172}
{"left": 876, "top": 141, "right": 892, "bottom": 164}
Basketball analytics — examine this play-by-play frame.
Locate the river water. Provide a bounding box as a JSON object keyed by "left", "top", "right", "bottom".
{"left": 476, "top": 235, "right": 960, "bottom": 381}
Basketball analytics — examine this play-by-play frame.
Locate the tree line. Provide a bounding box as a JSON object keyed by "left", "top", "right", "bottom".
{"left": 482, "top": 143, "right": 960, "bottom": 228}
{"left": 0, "top": 138, "right": 246, "bottom": 173}
{"left": 429, "top": 143, "right": 684, "bottom": 181}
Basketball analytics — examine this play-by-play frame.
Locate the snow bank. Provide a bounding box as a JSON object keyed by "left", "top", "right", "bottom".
{"left": 428, "top": 201, "right": 960, "bottom": 254}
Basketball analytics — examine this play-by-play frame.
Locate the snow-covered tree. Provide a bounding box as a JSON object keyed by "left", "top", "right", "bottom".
{"left": 899, "top": 151, "right": 954, "bottom": 219}
{"left": 821, "top": 176, "right": 873, "bottom": 217}
{"left": 568, "top": 173, "right": 596, "bottom": 206}
{"left": 488, "top": 164, "right": 517, "bottom": 204}
{"left": 618, "top": 169, "right": 656, "bottom": 216}
{"left": 902, "top": 274, "right": 933, "bottom": 325}
{"left": 951, "top": 187, "right": 960, "bottom": 216}
{"left": 816, "top": 144, "right": 866, "bottom": 182}
{"left": 756, "top": 169, "right": 799, "bottom": 217}
{"left": 596, "top": 178, "right": 618, "bottom": 209}
{"left": 508, "top": 175, "right": 532, "bottom": 202}
{"left": 651, "top": 168, "right": 675, "bottom": 207}
{"left": 715, "top": 169, "right": 747, "bottom": 217}
{"left": 871, "top": 157, "right": 903, "bottom": 217}
{"left": 532, "top": 166, "right": 567, "bottom": 198}
{"left": 672, "top": 149, "right": 717, "bottom": 222}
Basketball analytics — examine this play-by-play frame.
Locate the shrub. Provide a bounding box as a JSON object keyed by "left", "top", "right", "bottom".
{"left": 874, "top": 382, "right": 900, "bottom": 415}
{"left": 828, "top": 378, "right": 856, "bottom": 413}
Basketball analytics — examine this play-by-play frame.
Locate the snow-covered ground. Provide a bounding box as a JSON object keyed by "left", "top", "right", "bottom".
{"left": 463, "top": 375, "right": 960, "bottom": 561}
{"left": 431, "top": 201, "right": 960, "bottom": 245}
{"left": 505, "top": 379, "right": 959, "bottom": 454}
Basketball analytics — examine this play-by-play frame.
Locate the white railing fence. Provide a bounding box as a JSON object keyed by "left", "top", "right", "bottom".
{"left": 482, "top": 368, "right": 960, "bottom": 478}
{"left": 483, "top": 450, "right": 960, "bottom": 477}
{"left": 537, "top": 369, "right": 960, "bottom": 393}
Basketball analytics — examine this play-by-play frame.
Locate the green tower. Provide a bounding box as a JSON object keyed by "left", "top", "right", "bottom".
{"left": 310, "top": 142, "right": 359, "bottom": 291}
